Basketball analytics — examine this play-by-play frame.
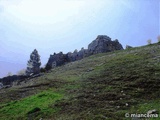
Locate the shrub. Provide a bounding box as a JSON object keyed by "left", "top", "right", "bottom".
{"left": 157, "top": 35, "right": 160, "bottom": 43}
{"left": 6, "top": 72, "right": 12, "bottom": 77}
{"left": 27, "top": 107, "right": 41, "bottom": 114}
{"left": 147, "top": 39, "right": 152, "bottom": 45}
{"left": 40, "top": 67, "right": 46, "bottom": 73}
{"left": 17, "top": 69, "right": 26, "bottom": 75}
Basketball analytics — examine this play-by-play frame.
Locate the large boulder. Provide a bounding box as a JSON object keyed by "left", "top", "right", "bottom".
{"left": 126, "top": 45, "right": 133, "bottom": 49}
{"left": 88, "top": 35, "right": 123, "bottom": 55}
{"left": 45, "top": 52, "right": 67, "bottom": 70}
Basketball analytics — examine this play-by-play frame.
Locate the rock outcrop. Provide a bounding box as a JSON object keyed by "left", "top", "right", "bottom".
{"left": 45, "top": 52, "right": 67, "bottom": 70}
{"left": 126, "top": 45, "right": 133, "bottom": 49}
{"left": 45, "top": 35, "right": 123, "bottom": 70}
{"left": 45, "top": 48, "right": 89, "bottom": 70}
{"left": 88, "top": 35, "right": 123, "bottom": 55}
{"left": 67, "top": 48, "right": 88, "bottom": 62}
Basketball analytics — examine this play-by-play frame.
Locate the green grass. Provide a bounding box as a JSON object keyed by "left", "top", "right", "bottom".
{"left": 0, "top": 89, "right": 63, "bottom": 120}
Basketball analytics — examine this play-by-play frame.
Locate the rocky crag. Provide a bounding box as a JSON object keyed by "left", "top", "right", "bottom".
{"left": 0, "top": 35, "right": 123, "bottom": 86}
{"left": 46, "top": 35, "right": 123, "bottom": 70}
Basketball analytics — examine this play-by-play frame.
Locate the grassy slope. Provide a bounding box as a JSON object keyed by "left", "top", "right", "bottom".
{"left": 0, "top": 43, "right": 160, "bottom": 120}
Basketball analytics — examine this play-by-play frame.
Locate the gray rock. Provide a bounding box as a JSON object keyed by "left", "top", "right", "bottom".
{"left": 126, "top": 45, "right": 133, "bottom": 49}
{"left": 45, "top": 52, "right": 67, "bottom": 70}
{"left": 0, "top": 82, "right": 3, "bottom": 89}
{"left": 71, "top": 49, "right": 79, "bottom": 61}
{"left": 87, "top": 68, "right": 94, "bottom": 72}
{"left": 77, "top": 47, "right": 88, "bottom": 59}
{"left": 147, "top": 109, "right": 158, "bottom": 114}
{"left": 45, "top": 35, "right": 123, "bottom": 70}
{"left": 88, "top": 35, "right": 123, "bottom": 55}
{"left": 67, "top": 52, "right": 74, "bottom": 62}
{"left": 66, "top": 48, "right": 88, "bottom": 62}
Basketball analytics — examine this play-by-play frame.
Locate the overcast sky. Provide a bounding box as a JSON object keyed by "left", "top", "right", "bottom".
{"left": 0, "top": 0, "right": 159, "bottom": 78}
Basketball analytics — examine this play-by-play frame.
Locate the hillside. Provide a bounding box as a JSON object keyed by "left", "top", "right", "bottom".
{"left": 0, "top": 43, "right": 160, "bottom": 120}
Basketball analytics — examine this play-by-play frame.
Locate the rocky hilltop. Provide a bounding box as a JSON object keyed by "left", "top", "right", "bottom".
{"left": 46, "top": 35, "right": 123, "bottom": 70}
{"left": 88, "top": 35, "right": 123, "bottom": 54}
{"left": 0, "top": 35, "right": 123, "bottom": 86}
{"left": 1, "top": 42, "right": 160, "bottom": 120}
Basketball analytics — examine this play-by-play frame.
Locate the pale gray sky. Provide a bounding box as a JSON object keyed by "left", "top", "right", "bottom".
{"left": 0, "top": 0, "right": 159, "bottom": 78}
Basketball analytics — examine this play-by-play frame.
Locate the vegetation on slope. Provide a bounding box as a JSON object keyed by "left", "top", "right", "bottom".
{"left": 0, "top": 90, "right": 62, "bottom": 120}
{"left": 0, "top": 43, "right": 160, "bottom": 120}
